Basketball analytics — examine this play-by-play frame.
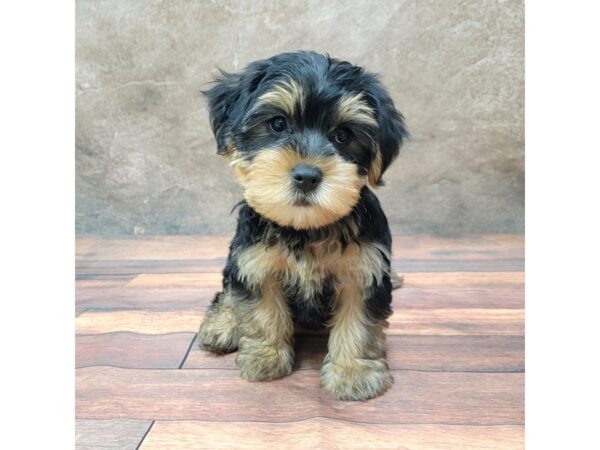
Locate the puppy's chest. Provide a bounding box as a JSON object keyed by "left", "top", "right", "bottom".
{"left": 237, "top": 239, "right": 354, "bottom": 294}
{"left": 286, "top": 242, "right": 336, "bottom": 278}
{"left": 235, "top": 239, "right": 377, "bottom": 330}
{"left": 280, "top": 243, "right": 343, "bottom": 330}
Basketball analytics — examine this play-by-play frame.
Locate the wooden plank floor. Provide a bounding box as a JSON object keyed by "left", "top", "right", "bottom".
{"left": 75, "top": 234, "right": 524, "bottom": 450}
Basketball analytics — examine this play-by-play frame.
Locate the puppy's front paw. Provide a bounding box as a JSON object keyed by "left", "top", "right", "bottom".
{"left": 320, "top": 356, "right": 393, "bottom": 400}
{"left": 236, "top": 340, "right": 294, "bottom": 381}
{"left": 197, "top": 315, "right": 239, "bottom": 354}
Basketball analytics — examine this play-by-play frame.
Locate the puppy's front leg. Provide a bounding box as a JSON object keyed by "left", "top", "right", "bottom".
{"left": 321, "top": 275, "right": 393, "bottom": 400}
{"left": 236, "top": 279, "right": 294, "bottom": 381}
{"left": 198, "top": 288, "right": 240, "bottom": 354}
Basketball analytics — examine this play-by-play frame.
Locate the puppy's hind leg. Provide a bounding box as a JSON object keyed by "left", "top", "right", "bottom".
{"left": 198, "top": 289, "right": 240, "bottom": 354}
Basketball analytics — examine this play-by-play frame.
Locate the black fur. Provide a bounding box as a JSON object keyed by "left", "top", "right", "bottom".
{"left": 285, "top": 276, "right": 335, "bottom": 330}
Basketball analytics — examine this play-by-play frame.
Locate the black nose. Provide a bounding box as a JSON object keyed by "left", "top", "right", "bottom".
{"left": 291, "top": 164, "right": 323, "bottom": 193}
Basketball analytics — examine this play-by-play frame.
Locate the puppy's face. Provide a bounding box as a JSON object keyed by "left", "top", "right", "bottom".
{"left": 204, "top": 52, "right": 407, "bottom": 229}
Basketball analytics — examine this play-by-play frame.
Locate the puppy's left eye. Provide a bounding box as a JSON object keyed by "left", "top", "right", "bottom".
{"left": 334, "top": 127, "right": 352, "bottom": 144}
{"left": 270, "top": 116, "right": 287, "bottom": 133}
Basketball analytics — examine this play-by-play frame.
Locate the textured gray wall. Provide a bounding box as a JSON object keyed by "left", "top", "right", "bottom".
{"left": 76, "top": 0, "right": 524, "bottom": 236}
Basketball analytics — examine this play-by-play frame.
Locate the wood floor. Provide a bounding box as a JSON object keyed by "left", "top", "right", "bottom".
{"left": 75, "top": 234, "right": 524, "bottom": 450}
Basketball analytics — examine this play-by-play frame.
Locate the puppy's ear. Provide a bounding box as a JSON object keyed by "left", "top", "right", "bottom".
{"left": 203, "top": 71, "right": 243, "bottom": 156}
{"left": 203, "top": 62, "right": 269, "bottom": 156}
{"left": 366, "top": 83, "right": 408, "bottom": 187}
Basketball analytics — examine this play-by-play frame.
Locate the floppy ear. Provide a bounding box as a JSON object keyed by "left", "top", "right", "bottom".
{"left": 203, "top": 62, "right": 270, "bottom": 156}
{"left": 203, "top": 71, "right": 243, "bottom": 156}
{"left": 366, "top": 84, "right": 408, "bottom": 187}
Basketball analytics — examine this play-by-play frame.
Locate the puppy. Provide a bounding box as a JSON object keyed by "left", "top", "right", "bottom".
{"left": 197, "top": 51, "right": 407, "bottom": 400}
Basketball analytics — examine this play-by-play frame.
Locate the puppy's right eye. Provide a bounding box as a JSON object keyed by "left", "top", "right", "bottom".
{"left": 270, "top": 116, "right": 287, "bottom": 133}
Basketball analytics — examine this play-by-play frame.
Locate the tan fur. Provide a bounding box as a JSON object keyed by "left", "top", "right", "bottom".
{"left": 320, "top": 352, "right": 393, "bottom": 401}
{"left": 236, "top": 239, "right": 393, "bottom": 399}
{"left": 220, "top": 140, "right": 237, "bottom": 159}
{"left": 231, "top": 147, "right": 365, "bottom": 229}
{"left": 257, "top": 80, "right": 305, "bottom": 117}
{"left": 336, "top": 93, "right": 378, "bottom": 128}
{"left": 391, "top": 272, "right": 404, "bottom": 289}
{"left": 236, "top": 279, "right": 294, "bottom": 381}
{"left": 197, "top": 289, "right": 240, "bottom": 354}
{"left": 367, "top": 146, "right": 383, "bottom": 187}
{"left": 234, "top": 228, "right": 359, "bottom": 302}
{"left": 234, "top": 242, "right": 287, "bottom": 288}
{"left": 233, "top": 238, "right": 388, "bottom": 319}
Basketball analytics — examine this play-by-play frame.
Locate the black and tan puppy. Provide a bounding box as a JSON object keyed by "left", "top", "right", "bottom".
{"left": 197, "top": 51, "right": 407, "bottom": 400}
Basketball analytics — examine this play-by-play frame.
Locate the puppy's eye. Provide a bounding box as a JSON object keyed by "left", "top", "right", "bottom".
{"left": 334, "top": 127, "right": 352, "bottom": 144}
{"left": 270, "top": 116, "right": 287, "bottom": 133}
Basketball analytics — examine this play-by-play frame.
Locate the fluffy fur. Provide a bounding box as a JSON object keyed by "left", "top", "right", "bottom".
{"left": 197, "top": 51, "right": 407, "bottom": 400}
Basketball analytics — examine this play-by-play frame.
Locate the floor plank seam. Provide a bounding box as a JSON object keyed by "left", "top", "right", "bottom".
{"left": 135, "top": 420, "right": 155, "bottom": 450}
{"left": 76, "top": 331, "right": 197, "bottom": 338}
{"left": 75, "top": 330, "right": 525, "bottom": 339}
{"left": 78, "top": 416, "right": 525, "bottom": 427}
{"left": 178, "top": 335, "right": 197, "bottom": 369}
{"left": 75, "top": 365, "right": 524, "bottom": 374}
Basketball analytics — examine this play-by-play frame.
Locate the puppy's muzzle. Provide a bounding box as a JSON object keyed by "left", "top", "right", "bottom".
{"left": 290, "top": 164, "right": 323, "bottom": 194}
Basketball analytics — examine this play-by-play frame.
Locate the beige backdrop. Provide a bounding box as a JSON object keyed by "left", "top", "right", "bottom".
{"left": 76, "top": 0, "right": 524, "bottom": 235}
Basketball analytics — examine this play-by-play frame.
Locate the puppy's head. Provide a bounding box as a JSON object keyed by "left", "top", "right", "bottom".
{"left": 204, "top": 51, "right": 407, "bottom": 230}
